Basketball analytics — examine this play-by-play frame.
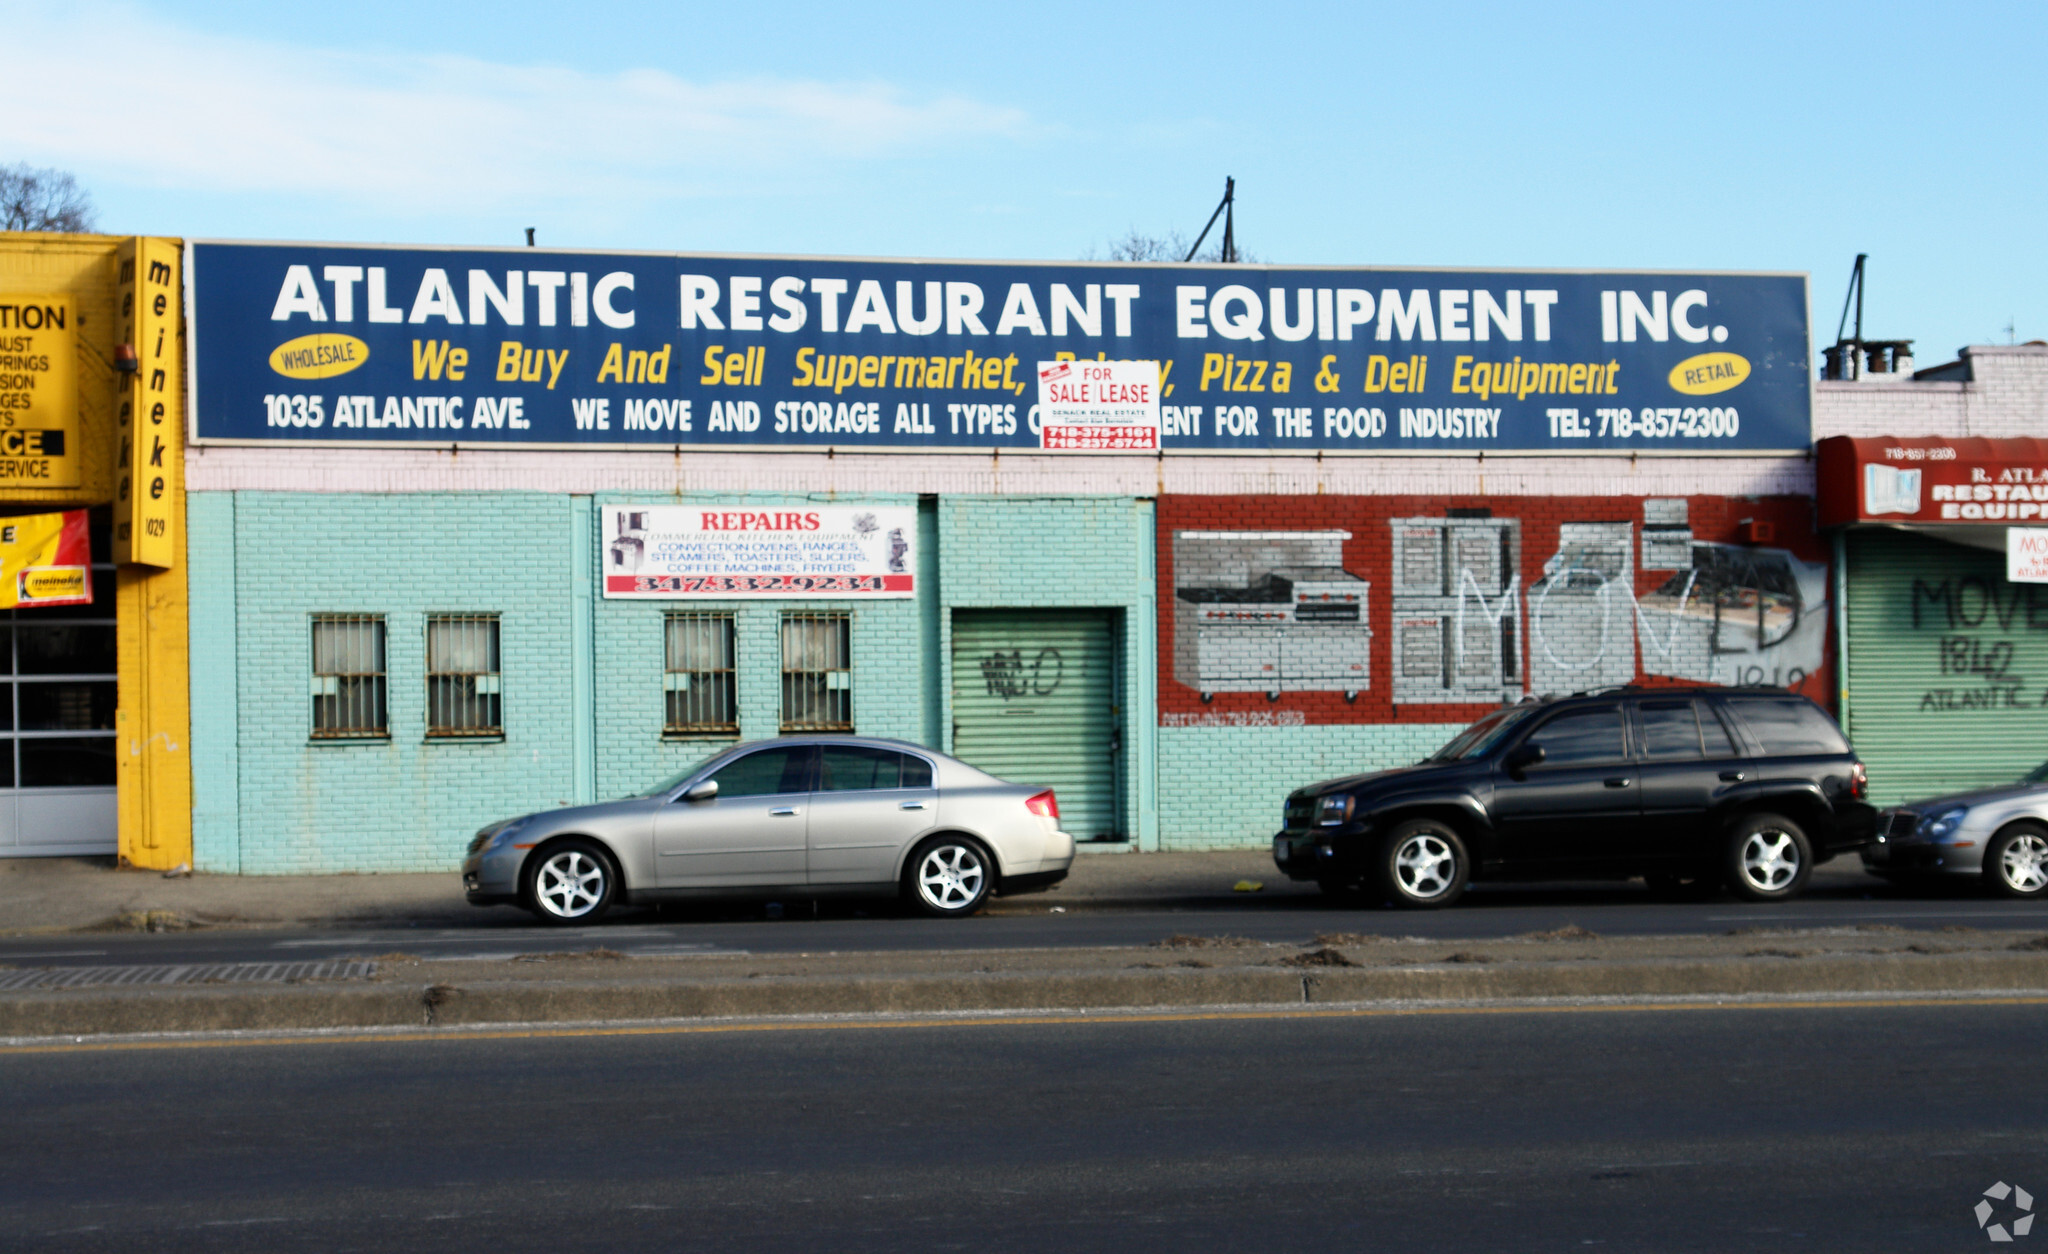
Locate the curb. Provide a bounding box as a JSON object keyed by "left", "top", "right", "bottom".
{"left": 5, "top": 951, "right": 2048, "bottom": 1039}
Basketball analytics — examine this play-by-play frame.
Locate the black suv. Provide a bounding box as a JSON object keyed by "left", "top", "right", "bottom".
{"left": 1273, "top": 688, "right": 1874, "bottom": 907}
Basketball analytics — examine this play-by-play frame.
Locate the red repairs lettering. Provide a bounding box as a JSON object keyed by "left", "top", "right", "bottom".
{"left": 699, "top": 511, "right": 825, "bottom": 531}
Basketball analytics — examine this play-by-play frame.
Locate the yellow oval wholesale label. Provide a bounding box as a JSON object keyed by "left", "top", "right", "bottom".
{"left": 1668, "top": 351, "right": 1750, "bottom": 395}
{"left": 269, "top": 333, "right": 369, "bottom": 380}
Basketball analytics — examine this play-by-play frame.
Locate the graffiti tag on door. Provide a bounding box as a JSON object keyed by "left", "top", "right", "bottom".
{"left": 981, "top": 649, "right": 1064, "bottom": 699}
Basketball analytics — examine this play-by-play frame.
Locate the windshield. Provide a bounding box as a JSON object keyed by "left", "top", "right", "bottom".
{"left": 1427, "top": 705, "right": 1537, "bottom": 762}
{"left": 641, "top": 749, "right": 738, "bottom": 797}
{"left": 2026, "top": 761, "right": 2048, "bottom": 786}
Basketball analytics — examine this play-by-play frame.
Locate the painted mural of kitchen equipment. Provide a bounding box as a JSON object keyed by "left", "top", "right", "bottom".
{"left": 1527, "top": 520, "right": 1638, "bottom": 696}
{"left": 1637, "top": 542, "right": 1829, "bottom": 687}
{"left": 1641, "top": 498, "right": 1694, "bottom": 570}
{"left": 1173, "top": 530, "right": 1370, "bottom": 701}
{"left": 1389, "top": 516, "right": 1522, "bottom": 705}
{"left": 607, "top": 510, "right": 651, "bottom": 574}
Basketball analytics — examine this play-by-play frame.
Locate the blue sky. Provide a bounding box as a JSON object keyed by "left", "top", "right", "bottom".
{"left": 9, "top": 0, "right": 2044, "bottom": 366}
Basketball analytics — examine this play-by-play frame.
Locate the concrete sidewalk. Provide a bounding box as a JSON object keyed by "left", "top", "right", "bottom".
{"left": 0, "top": 848, "right": 1308, "bottom": 935}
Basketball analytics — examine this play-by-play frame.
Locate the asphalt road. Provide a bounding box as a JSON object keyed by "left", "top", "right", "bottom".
{"left": 1, "top": 861, "right": 2042, "bottom": 969}
{"left": 6, "top": 998, "right": 2045, "bottom": 1252}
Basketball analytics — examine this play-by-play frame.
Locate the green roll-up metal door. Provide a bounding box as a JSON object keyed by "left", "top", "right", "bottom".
{"left": 951, "top": 609, "right": 1122, "bottom": 842}
{"left": 1843, "top": 529, "right": 2048, "bottom": 806}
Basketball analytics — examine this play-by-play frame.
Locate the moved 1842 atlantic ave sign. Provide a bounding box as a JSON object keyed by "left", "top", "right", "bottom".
{"left": 188, "top": 242, "right": 1812, "bottom": 455}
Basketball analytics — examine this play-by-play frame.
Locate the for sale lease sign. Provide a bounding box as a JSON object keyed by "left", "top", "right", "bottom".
{"left": 1036, "top": 359, "right": 1160, "bottom": 450}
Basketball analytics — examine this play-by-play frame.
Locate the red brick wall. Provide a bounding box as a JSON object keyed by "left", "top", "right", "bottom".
{"left": 1158, "top": 493, "right": 1832, "bottom": 726}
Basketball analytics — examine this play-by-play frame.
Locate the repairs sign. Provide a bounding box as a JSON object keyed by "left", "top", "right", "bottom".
{"left": 601, "top": 504, "right": 917, "bottom": 598}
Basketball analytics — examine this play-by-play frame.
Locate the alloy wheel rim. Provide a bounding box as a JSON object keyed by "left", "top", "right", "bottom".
{"left": 2002, "top": 834, "right": 2048, "bottom": 892}
{"left": 536, "top": 850, "right": 605, "bottom": 918}
{"left": 918, "top": 845, "right": 985, "bottom": 910}
{"left": 1739, "top": 830, "right": 1800, "bottom": 892}
{"left": 1395, "top": 834, "right": 1456, "bottom": 899}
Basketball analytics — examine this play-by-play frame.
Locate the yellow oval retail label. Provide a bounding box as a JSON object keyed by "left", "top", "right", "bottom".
{"left": 1668, "top": 351, "right": 1750, "bottom": 395}
{"left": 269, "top": 333, "right": 369, "bottom": 380}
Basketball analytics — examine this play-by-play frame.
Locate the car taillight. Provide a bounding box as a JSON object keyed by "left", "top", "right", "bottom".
{"left": 1850, "top": 762, "right": 1868, "bottom": 800}
{"left": 1025, "top": 789, "right": 1059, "bottom": 820}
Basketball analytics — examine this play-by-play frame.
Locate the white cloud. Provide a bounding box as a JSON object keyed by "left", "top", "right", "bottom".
{"left": 0, "top": 3, "right": 1031, "bottom": 211}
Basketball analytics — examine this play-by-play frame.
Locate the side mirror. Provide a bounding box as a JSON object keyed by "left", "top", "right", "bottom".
{"left": 1504, "top": 743, "right": 1545, "bottom": 780}
{"left": 680, "top": 779, "right": 718, "bottom": 803}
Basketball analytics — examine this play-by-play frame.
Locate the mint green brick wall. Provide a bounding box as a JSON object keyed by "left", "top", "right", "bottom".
{"left": 193, "top": 488, "right": 1338, "bottom": 870}
{"left": 188, "top": 492, "right": 241, "bottom": 873}
{"left": 195, "top": 492, "right": 581, "bottom": 874}
{"left": 1155, "top": 724, "right": 1453, "bottom": 850}
{"left": 937, "top": 497, "right": 1158, "bottom": 848}
{"left": 591, "top": 494, "right": 926, "bottom": 802}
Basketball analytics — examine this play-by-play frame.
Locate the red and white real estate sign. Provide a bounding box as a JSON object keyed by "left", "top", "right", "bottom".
{"left": 1036, "top": 359, "right": 1160, "bottom": 451}
{"left": 601, "top": 505, "right": 917, "bottom": 598}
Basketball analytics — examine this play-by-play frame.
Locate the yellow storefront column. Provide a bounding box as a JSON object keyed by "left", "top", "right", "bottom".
{"left": 112, "top": 238, "right": 192, "bottom": 869}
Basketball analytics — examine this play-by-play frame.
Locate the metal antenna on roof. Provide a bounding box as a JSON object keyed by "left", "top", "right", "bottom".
{"left": 525, "top": 228, "right": 536, "bottom": 247}
{"left": 1830, "top": 253, "right": 1866, "bottom": 368}
{"left": 1184, "top": 178, "right": 1236, "bottom": 264}
{"left": 1821, "top": 254, "right": 1913, "bottom": 379}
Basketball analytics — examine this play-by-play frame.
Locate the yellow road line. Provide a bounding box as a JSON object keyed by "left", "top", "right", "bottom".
{"left": 6, "top": 993, "right": 2047, "bottom": 1056}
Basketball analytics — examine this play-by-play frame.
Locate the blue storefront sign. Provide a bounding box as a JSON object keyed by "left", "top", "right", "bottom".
{"left": 188, "top": 241, "right": 1811, "bottom": 454}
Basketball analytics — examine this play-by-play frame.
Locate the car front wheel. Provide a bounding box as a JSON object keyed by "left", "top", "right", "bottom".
{"left": 1725, "top": 814, "right": 1811, "bottom": 902}
{"left": 905, "top": 836, "right": 993, "bottom": 918}
{"left": 1376, "top": 820, "right": 1469, "bottom": 909}
{"left": 1985, "top": 823, "right": 2048, "bottom": 899}
{"left": 526, "top": 839, "right": 618, "bottom": 924}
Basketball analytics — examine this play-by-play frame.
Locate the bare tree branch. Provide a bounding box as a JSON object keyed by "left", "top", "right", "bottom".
{"left": 0, "top": 164, "right": 98, "bottom": 233}
{"left": 1085, "top": 227, "right": 1255, "bottom": 265}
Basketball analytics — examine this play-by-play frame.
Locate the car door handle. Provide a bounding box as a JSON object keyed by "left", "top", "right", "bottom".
{"left": 770, "top": 807, "right": 800, "bottom": 817}
{"left": 1720, "top": 771, "right": 1746, "bottom": 782}
{"left": 899, "top": 802, "right": 926, "bottom": 811}
{"left": 1604, "top": 777, "right": 1632, "bottom": 788}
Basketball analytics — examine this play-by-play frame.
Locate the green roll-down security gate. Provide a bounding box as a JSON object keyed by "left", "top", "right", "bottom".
{"left": 951, "top": 609, "right": 1122, "bottom": 843}
{"left": 1842, "top": 529, "right": 2048, "bottom": 806}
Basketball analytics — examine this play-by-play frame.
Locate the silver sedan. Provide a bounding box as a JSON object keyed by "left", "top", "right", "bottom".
{"left": 461, "top": 735, "right": 1076, "bottom": 923}
{"left": 1863, "top": 763, "right": 2048, "bottom": 899}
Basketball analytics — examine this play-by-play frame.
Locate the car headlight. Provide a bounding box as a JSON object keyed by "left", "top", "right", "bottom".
{"left": 1920, "top": 806, "right": 1968, "bottom": 841}
{"left": 478, "top": 817, "right": 532, "bottom": 852}
{"left": 1316, "top": 794, "right": 1355, "bottom": 827}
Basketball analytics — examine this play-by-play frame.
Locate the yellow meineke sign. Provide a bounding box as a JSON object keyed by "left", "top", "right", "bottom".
{"left": 0, "top": 296, "right": 81, "bottom": 488}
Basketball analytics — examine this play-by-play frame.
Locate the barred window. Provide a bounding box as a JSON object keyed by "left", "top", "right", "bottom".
{"left": 426, "top": 614, "right": 502, "bottom": 737}
{"left": 780, "top": 612, "right": 851, "bottom": 732}
{"left": 664, "top": 612, "right": 737, "bottom": 736}
{"left": 311, "top": 615, "right": 387, "bottom": 738}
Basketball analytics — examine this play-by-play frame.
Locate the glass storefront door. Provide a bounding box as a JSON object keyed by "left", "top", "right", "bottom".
{"left": 0, "top": 519, "right": 116, "bottom": 856}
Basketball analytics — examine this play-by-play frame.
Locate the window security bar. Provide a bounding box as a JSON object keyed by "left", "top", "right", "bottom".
{"left": 312, "top": 614, "right": 388, "bottom": 738}
{"left": 664, "top": 612, "right": 737, "bottom": 736}
{"left": 427, "top": 614, "right": 503, "bottom": 737}
{"left": 780, "top": 612, "right": 851, "bottom": 732}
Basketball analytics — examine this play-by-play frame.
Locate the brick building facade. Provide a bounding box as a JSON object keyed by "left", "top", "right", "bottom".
{"left": 184, "top": 436, "right": 1839, "bottom": 866}
{"left": 1810, "top": 344, "right": 2048, "bottom": 806}
{"left": 190, "top": 246, "right": 2010, "bottom": 871}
